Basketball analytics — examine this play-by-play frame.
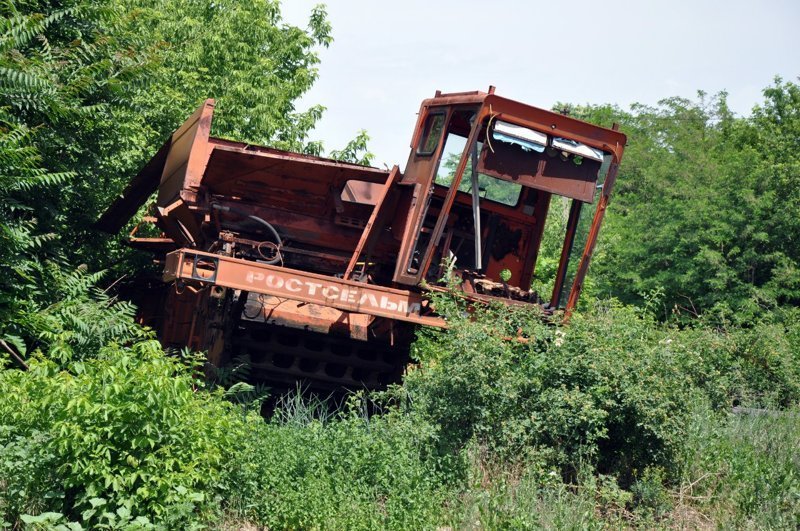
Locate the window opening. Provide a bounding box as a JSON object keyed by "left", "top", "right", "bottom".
{"left": 417, "top": 112, "right": 446, "bottom": 156}
{"left": 407, "top": 128, "right": 467, "bottom": 273}
{"left": 435, "top": 141, "right": 522, "bottom": 207}
{"left": 406, "top": 109, "right": 479, "bottom": 275}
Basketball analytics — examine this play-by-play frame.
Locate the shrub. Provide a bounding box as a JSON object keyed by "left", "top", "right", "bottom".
{"left": 407, "top": 298, "right": 707, "bottom": 483}
{"left": 2, "top": 263, "right": 152, "bottom": 367}
{"left": 0, "top": 341, "right": 243, "bottom": 527}
{"left": 668, "top": 306, "right": 800, "bottom": 409}
{"left": 2, "top": 286, "right": 796, "bottom": 529}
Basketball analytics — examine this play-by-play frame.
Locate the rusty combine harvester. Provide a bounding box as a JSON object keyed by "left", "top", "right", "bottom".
{"left": 98, "top": 87, "right": 626, "bottom": 392}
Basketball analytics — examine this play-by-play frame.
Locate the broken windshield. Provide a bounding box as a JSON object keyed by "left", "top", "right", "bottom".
{"left": 478, "top": 119, "right": 606, "bottom": 203}
{"left": 492, "top": 120, "right": 546, "bottom": 152}
{"left": 492, "top": 120, "right": 602, "bottom": 161}
{"left": 435, "top": 139, "right": 522, "bottom": 207}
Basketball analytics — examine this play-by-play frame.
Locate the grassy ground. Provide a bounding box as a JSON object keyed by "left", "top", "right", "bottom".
{"left": 217, "top": 404, "right": 800, "bottom": 530}
{"left": 424, "top": 408, "right": 799, "bottom": 530}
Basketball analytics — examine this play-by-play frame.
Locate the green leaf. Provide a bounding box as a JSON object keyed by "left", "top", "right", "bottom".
{"left": 89, "top": 497, "right": 106, "bottom": 508}
{"left": 2, "top": 335, "right": 27, "bottom": 356}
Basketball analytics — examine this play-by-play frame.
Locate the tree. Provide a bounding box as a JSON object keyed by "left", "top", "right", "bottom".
{"left": 570, "top": 80, "right": 800, "bottom": 320}
{"left": 329, "top": 129, "right": 373, "bottom": 166}
{"left": 0, "top": 0, "right": 152, "bottom": 352}
{"left": 58, "top": 0, "right": 335, "bottom": 266}
{"left": 0, "top": 0, "right": 338, "bottom": 358}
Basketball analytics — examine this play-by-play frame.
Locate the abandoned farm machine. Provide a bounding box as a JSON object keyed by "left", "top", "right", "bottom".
{"left": 98, "top": 87, "right": 626, "bottom": 392}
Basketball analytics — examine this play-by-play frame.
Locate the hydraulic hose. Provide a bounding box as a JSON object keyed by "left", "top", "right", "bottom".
{"left": 211, "top": 203, "right": 282, "bottom": 264}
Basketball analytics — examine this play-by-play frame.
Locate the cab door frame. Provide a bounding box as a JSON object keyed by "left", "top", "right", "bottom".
{"left": 393, "top": 105, "right": 482, "bottom": 285}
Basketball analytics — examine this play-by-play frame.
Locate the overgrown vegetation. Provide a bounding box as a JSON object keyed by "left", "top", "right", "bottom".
{"left": 0, "top": 0, "right": 798, "bottom": 528}
{"left": 566, "top": 84, "right": 800, "bottom": 319}
{"left": 2, "top": 298, "right": 798, "bottom": 528}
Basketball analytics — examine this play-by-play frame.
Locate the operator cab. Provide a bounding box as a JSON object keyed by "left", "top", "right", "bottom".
{"left": 395, "top": 88, "right": 626, "bottom": 314}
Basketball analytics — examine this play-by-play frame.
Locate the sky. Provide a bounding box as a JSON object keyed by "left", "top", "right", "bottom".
{"left": 281, "top": 0, "right": 800, "bottom": 168}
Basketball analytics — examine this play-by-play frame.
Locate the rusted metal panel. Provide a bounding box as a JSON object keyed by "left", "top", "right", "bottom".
{"left": 203, "top": 144, "right": 388, "bottom": 196}
{"left": 95, "top": 140, "right": 171, "bottom": 234}
{"left": 344, "top": 165, "right": 400, "bottom": 279}
{"left": 127, "top": 237, "right": 176, "bottom": 253}
{"left": 164, "top": 249, "right": 445, "bottom": 328}
{"left": 209, "top": 197, "right": 397, "bottom": 257}
{"left": 341, "top": 180, "right": 384, "bottom": 205}
{"left": 208, "top": 137, "right": 389, "bottom": 173}
{"left": 478, "top": 140, "right": 599, "bottom": 203}
{"left": 156, "top": 99, "right": 215, "bottom": 206}
{"left": 241, "top": 295, "right": 375, "bottom": 341}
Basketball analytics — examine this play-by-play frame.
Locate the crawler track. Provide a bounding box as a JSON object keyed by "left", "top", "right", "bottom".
{"left": 229, "top": 322, "right": 411, "bottom": 393}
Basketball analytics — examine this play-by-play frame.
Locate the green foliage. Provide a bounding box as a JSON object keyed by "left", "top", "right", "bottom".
{"left": 573, "top": 79, "right": 800, "bottom": 318}
{"left": 4, "top": 263, "right": 151, "bottom": 364}
{"left": 0, "top": 118, "right": 71, "bottom": 313}
{"left": 328, "top": 129, "right": 374, "bottom": 166}
{"left": 0, "top": 341, "right": 242, "bottom": 527}
{"left": 408, "top": 299, "right": 704, "bottom": 482}
{"left": 0, "top": 0, "right": 343, "bottom": 363}
{"left": 689, "top": 307, "right": 800, "bottom": 408}
{"left": 678, "top": 405, "right": 800, "bottom": 528}
{"left": 52, "top": 0, "right": 334, "bottom": 266}
{"left": 630, "top": 466, "right": 671, "bottom": 517}
{"left": 0, "top": 1, "right": 148, "bottom": 117}
{"left": 223, "top": 393, "right": 447, "bottom": 529}
{"left": 407, "top": 294, "right": 800, "bottom": 485}
{"left": 0, "top": 0, "right": 155, "bottom": 262}
{"left": 2, "top": 294, "right": 798, "bottom": 528}
{"left": 0, "top": 0, "right": 157, "bottom": 354}
{"left": 444, "top": 459, "right": 624, "bottom": 530}
{"left": 120, "top": 0, "right": 331, "bottom": 149}
{"left": 0, "top": 1, "right": 797, "bottom": 526}
{"left": 530, "top": 196, "right": 569, "bottom": 300}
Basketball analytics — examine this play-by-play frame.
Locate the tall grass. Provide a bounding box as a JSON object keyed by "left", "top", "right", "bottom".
{"left": 679, "top": 406, "right": 800, "bottom": 528}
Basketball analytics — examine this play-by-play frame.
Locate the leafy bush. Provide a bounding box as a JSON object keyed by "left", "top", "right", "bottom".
{"left": 2, "top": 296, "right": 797, "bottom": 528}
{"left": 585, "top": 80, "right": 800, "bottom": 317}
{"left": 0, "top": 341, "right": 242, "bottom": 527}
{"left": 407, "top": 298, "right": 704, "bottom": 483}
{"left": 3, "top": 263, "right": 151, "bottom": 365}
{"left": 666, "top": 307, "right": 800, "bottom": 409}
{"left": 724, "top": 310, "right": 800, "bottom": 407}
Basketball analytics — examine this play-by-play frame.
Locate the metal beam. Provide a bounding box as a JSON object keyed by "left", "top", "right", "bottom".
{"left": 164, "top": 249, "right": 446, "bottom": 328}
{"left": 344, "top": 165, "right": 400, "bottom": 279}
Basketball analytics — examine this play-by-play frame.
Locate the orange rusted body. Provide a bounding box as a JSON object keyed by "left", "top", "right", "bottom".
{"left": 99, "top": 88, "right": 625, "bottom": 391}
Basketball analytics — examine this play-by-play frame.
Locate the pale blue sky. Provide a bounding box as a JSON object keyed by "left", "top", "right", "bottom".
{"left": 282, "top": 0, "right": 799, "bottom": 168}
